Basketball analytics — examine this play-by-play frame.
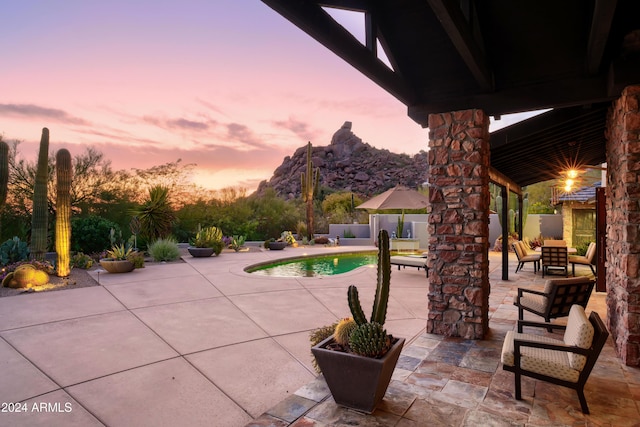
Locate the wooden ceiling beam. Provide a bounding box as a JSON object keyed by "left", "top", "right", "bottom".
{"left": 587, "top": 0, "right": 618, "bottom": 75}
{"left": 261, "top": 0, "right": 413, "bottom": 104}
{"left": 408, "top": 76, "right": 610, "bottom": 126}
{"left": 426, "top": 0, "right": 493, "bottom": 91}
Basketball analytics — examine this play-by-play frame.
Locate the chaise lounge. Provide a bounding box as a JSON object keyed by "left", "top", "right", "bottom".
{"left": 390, "top": 255, "right": 429, "bottom": 278}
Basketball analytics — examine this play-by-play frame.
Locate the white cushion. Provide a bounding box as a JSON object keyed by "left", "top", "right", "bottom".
{"left": 501, "top": 331, "right": 580, "bottom": 383}
{"left": 516, "top": 294, "right": 547, "bottom": 314}
{"left": 563, "top": 305, "right": 594, "bottom": 370}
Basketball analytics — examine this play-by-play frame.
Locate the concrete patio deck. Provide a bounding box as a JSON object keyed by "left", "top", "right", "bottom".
{"left": 0, "top": 247, "right": 638, "bottom": 426}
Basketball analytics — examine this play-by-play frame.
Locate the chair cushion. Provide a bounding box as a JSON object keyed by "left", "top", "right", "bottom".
{"left": 515, "top": 294, "right": 547, "bottom": 314}
{"left": 563, "top": 305, "right": 594, "bottom": 370}
{"left": 501, "top": 331, "right": 580, "bottom": 382}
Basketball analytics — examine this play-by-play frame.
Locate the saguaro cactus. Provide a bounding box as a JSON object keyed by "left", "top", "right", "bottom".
{"left": 31, "top": 128, "right": 49, "bottom": 260}
{"left": 301, "top": 141, "right": 320, "bottom": 240}
{"left": 0, "top": 139, "right": 9, "bottom": 237}
{"left": 55, "top": 149, "right": 72, "bottom": 276}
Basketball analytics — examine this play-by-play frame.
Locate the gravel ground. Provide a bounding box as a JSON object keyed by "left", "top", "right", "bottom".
{"left": 0, "top": 266, "right": 100, "bottom": 298}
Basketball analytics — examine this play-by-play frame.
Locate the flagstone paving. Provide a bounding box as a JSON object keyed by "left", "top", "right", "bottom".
{"left": 0, "top": 247, "right": 638, "bottom": 426}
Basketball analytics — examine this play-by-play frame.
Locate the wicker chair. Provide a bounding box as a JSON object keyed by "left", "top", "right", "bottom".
{"left": 501, "top": 305, "right": 608, "bottom": 414}
{"left": 513, "top": 276, "right": 595, "bottom": 330}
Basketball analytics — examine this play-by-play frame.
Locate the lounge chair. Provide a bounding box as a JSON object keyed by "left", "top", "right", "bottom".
{"left": 390, "top": 255, "right": 428, "bottom": 278}
{"left": 569, "top": 242, "right": 596, "bottom": 276}
{"left": 513, "top": 276, "right": 595, "bottom": 329}
{"left": 513, "top": 241, "right": 541, "bottom": 273}
{"left": 501, "top": 305, "right": 608, "bottom": 414}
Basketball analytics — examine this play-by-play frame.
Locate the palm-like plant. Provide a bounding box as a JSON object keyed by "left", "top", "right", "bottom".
{"left": 131, "top": 186, "right": 175, "bottom": 242}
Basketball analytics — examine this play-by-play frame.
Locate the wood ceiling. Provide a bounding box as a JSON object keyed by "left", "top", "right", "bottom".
{"left": 261, "top": 0, "right": 640, "bottom": 186}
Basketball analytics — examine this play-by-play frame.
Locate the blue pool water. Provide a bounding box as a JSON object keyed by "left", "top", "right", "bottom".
{"left": 246, "top": 252, "right": 377, "bottom": 277}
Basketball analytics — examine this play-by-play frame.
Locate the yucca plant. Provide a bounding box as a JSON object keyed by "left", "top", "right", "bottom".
{"left": 130, "top": 186, "right": 176, "bottom": 242}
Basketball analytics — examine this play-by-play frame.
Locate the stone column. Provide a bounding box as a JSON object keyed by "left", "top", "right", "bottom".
{"left": 426, "top": 109, "right": 491, "bottom": 339}
{"left": 605, "top": 85, "right": 640, "bottom": 367}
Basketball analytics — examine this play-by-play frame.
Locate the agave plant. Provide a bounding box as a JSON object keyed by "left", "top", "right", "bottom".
{"left": 105, "top": 244, "right": 133, "bottom": 261}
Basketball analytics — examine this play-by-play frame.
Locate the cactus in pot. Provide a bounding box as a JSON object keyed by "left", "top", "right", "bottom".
{"left": 346, "top": 228, "right": 392, "bottom": 357}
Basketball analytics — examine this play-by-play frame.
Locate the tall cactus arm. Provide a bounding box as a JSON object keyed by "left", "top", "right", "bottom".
{"left": 31, "top": 128, "right": 50, "bottom": 259}
{"left": 371, "top": 229, "right": 391, "bottom": 324}
{"left": 348, "top": 285, "right": 368, "bottom": 325}
{"left": 0, "top": 140, "right": 9, "bottom": 208}
{"left": 55, "top": 149, "right": 72, "bottom": 277}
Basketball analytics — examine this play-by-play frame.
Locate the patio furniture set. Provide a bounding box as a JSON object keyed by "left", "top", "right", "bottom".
{"left": 512, "top": 240, "right": 596, "bottom": 277}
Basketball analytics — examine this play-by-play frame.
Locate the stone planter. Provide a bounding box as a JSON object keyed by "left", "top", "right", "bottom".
{"left": 268, "top": 241, "right": 287, "bottom": 250}
{"left": 188, "top": 247, "right": 215, "bottom": 257}
{"left": 311, "top": 335, "right": 405, "bottom": 413}
{"left": 99, "top": 259, "right": 135, "bottom": 273}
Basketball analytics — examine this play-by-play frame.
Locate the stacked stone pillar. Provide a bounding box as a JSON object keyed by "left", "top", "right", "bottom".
{"left": 426, "top": 109, "right": 491, "bottom": 339}
{"left": 605, "top": 85, "right": 640, "bottom": 367}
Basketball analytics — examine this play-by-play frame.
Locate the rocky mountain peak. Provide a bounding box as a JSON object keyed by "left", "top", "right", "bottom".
{"left": 255, "top": 122, "right": 428, "bottom": 199}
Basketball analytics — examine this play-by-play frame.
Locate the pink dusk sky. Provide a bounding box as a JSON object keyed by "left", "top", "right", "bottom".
{"left": 1, "top": 1, "right": 537, "bottom": 192}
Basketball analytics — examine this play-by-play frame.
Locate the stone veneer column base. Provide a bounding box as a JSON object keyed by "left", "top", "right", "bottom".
{"left": 426, "top": 109, "right": 490, "bottom": 339}
{"left": 606, "top": 85, "right": 640, "bottom": 367}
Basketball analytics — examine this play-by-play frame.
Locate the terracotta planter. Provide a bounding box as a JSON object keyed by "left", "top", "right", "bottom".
{"left": 311, "top": 335, "right": 405, "bottom": 413}
{"left": 99, "top": 259, "right": 135, "bottom": 273}
{"left": 268, "top": 241, "right": 287, "bottom": 250}
{"left": 188, "top": 247, "right": 215, "bottom": 257}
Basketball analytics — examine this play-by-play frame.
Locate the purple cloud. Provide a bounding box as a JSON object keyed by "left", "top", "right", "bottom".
{"left": 0, "top": 103, "right": 89, "bottom": 125}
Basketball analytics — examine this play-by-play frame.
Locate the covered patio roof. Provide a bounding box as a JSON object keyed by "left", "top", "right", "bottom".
{"left": 261, "top": 0, "right": 640, "bottom": 186}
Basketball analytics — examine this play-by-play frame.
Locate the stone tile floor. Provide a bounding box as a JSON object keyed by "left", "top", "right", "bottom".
{"left": 248, "top": 255, "right": 640, "bottom": 427}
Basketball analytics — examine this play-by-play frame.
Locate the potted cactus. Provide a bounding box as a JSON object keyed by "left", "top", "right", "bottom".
{"left": 99, "top": 244, "right": 135, "bottom": 273}
{"left": 188, "top": 225, "right": 224, "bottom": 257}
{"left": 311, "top": 229, "right": 405, "bottom": 413}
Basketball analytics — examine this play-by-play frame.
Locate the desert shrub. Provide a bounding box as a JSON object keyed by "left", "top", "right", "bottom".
{"left": 70, "top": 252, "right": 94, "bottom": 269}
{"left": 147, "top": 238, "right": 180, "bottom": 262}
{"left": 0, "top": 237, "right": 30, "bottom": 266}
{"left": 72, "top": 216, "right": 121, "bottom": 254}
{"left": 127, "top": 251, "right": 146, "bottom": 268}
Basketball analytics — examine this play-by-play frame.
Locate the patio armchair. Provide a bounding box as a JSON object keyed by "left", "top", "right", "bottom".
{"left": 543, "top": 239, "right": 567, "bottom": 246}
{"left": 513, "top": 276, "right": 595, "bottom": 330}
{"left": 512, "top": 241, "right": 541, "bottom": 273}
{"left": 569, "top": 242, "right": 596, "bottom": 276}
{"left": 541, "top": 246, "right": 569, "bottom": 277}
{"left": 501, "top": 305, "right": 609, "bottom": 414}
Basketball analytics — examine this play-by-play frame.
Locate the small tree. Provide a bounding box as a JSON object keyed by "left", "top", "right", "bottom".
{"left": 301, "top": 142, "right": 320, "bottom": 240}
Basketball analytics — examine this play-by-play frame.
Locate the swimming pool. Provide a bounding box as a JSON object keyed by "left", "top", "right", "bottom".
{"left": 246, "top": 252, "right": 377, "bottom": 277}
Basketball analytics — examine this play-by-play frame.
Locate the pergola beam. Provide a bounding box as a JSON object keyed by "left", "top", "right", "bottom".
{"left": 261, "top": 0, "right": 413, "bottom": 104}
{"left": 426, "top": 0, "right": 492, "bottom": 91}
{"left": 587, "top": 0, "right": 618, "bottom": 75}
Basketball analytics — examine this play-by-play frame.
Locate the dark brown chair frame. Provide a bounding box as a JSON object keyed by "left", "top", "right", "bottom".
{"left": 512, "top": 242, "right": 541, "bottom": 273}
{"left": 503, "top": 312, "right": 609, "bottom": 414}
{"left": 541, "top": 246, "right": 569, "bottom": 277}
{"left": 514, "top": 277, "right": 595, "bottom": 331}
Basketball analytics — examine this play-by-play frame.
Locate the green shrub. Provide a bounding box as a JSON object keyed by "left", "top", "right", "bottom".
{"left": 127, "top": 251, "right": 146, "bottom": 268}
{"left": 70, "top": 252, "right": 94, "bottom": 269}
{"left": 72, "top": 216, "right": 121, "bottom": 254}
{"left": 148, "top": 238, "right": 180, "bottom": 262}
{"left": 0, "top": 237, "right": 30, "bottom": 266}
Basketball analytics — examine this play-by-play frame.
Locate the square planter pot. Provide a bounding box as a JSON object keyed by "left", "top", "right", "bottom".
{"left": 311, "top": 335, "right": 405, "bottom": 413}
